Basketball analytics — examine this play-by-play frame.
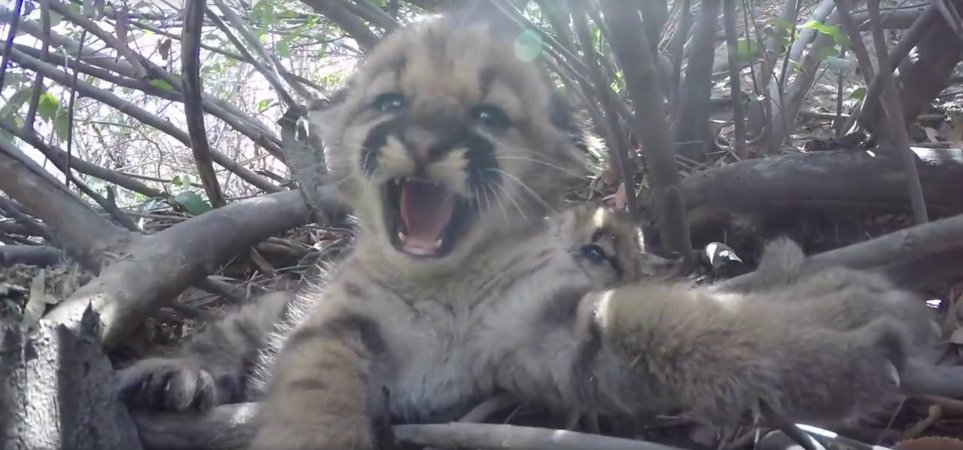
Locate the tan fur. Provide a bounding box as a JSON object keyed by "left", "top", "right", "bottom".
{"left": 117, "top": 291, "right": 295, "bottom": 411}
{"left": 115, "top": 203, "right": 659, "bottom": 416}
{"left": 250, "top": 205, "right": 648, "bottom": 448}
{"left": 248, "top": 13, "right": 931, "bottom": 450}
{"left": 578, "top": 281, "right": 909, "bottom": 430}
{"left": 748, "top": 237, "right": 940, "bottom": 350}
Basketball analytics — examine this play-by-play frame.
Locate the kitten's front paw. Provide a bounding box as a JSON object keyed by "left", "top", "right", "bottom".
{"left": 116, "top": 357, "right": 218, "bottom": 411}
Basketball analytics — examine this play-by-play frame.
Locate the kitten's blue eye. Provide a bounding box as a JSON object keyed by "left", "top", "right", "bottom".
{"left": 581, "top": 244, "right": 607, "bottom": 264}
{"left": 372, "top": 93, "right": 406, "bottom": 112}
{"left": 470, "top": 104, "right": 511, "bottom": 131}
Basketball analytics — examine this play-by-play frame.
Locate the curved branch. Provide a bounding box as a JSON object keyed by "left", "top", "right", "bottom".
{"left": 302, "top": 0, "right": 379, "bottom": 52}
{"left": 44, "top": 185, "right": 345, "bottom": 349}
{"left": 182, "top": 0, "right": 227, "bottom": 208}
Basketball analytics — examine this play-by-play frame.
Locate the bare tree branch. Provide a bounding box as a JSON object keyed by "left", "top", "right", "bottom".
{"left": 0, "top": 136, "right": 130, "bottom": 269}
{"left": 210, "top": 0, "right": 309, "bottom": 107}
{"left": 570, "top": 5, "right": 639, "bottom": 221}
{"left": 722, "top": 0, "right": 746, "bottom": 154}
{"left": 0, "top": 244, "right": 63, "bottom": 267}
{"left": 7, "top": 48, "right": 281, "bottom": 193}
{"left": 673, "top": 0, "right": 720, "bottom": 162}
{"left": 0, "top": 0, "right": 24, "bottom": 90}
{"left": 598, "top": 0, "right": 694, "bottom": 263}
{"left": 46, "top": 0, "right": 148, "bottom": 77}
{"left": 183, "top": 0, "right": 228, "bottom": 208}
{"left": 130, "top": 402, "right": 686, "bottom": 450}
{"left": 0, "top": 119, "right": 167, "bottom": 199}
{"left": 718, "top": 210, "right": 963, "bottom": 293}
{"left": 856, "top": 3, "right": 947, "bottom": 132}
{"left": 44, "top": 185, "right": 345, "bottom": 349}
{"left": 866, "top": 0, "right": 928, "bottom": 224}
{"left": 301, "top": 0, "right": 379, "bottom": 52}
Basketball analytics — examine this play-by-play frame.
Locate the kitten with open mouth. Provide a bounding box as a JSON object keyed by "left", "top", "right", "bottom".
{"left": 385, "top": 177, "right": 473, "bottom": 258}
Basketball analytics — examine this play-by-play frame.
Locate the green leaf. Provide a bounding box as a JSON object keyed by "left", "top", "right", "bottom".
{"left": 172, "top": 174, "right": 191, "bottom": 190}
{"left": 173, "top": 190, "right": 212, "bottom": 215}
{"left": 815, "top": 46, "right": 839, "bottom": 61}
{"left": 733, "top": 38, "right": 760, "bottom": 62}
{"left": 276, "top": 39, "right": 291, "bottom": 58}
{"left": 800, "top": 21, "right": 850, "bottom": 50}
{"left": 0, "top": 87, "right": 33, "bottom": 118}
{"left": 251, "top": 0, "right": 276, "bottom": 28}
{"left": 37, "top": 91, "right": 60, "bottom": 121}
{"left": 257, "top": 99, "right": 272, "bottom": 113}
{"left": 849, "top": 86, "right": 867, "bottom": 101}
{"left": 150, "top": 78, "right": 175, "bottom": 92}
{"left": 53, "top": 110, "right": 71, "bottom": 142}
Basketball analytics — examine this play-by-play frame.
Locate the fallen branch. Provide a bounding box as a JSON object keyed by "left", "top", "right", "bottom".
{"left": 717, "top": 210, "right": 963, "bottom": 292}
{"left": 131, "top": 403, "right": 686, "bottom": 450}
{"left": 0, "top": 244, "right": 63, "bottom": 267}
{"left": 667, "top": 148, "right": 963, "bottom": 240}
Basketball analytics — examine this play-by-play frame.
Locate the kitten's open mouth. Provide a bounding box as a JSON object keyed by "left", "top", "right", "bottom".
{"left": 384, "top": 178, "right": 471, "bottom": 258}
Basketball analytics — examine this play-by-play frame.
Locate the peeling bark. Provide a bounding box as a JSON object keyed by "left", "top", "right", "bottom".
{"left": 0, "top": 308, "right": 143, "bottom": 450}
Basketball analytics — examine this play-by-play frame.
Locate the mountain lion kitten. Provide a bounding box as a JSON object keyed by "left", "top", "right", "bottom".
{"left": 240, "top": 11, "right": 922, "bottom": 450}
{"left": 116, "top": 203, "right": 672, "bottom": 412}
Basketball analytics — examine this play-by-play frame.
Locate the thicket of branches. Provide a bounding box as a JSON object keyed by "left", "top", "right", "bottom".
{"left": 3, "top": 0, "right": 963, "bottom": 449}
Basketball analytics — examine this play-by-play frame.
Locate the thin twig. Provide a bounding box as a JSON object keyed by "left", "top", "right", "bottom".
{"left": 867, "top": 0, "right": 928, "bottom": 224}
{"left": 183, "top": 0, "right": 227, "bottom": 208}
{"left": 24, "top": 0, "right": 50, "bottom": 130}
{"left": 210, "top": 0, "right": 309, "bottom": 107}
{"left": 7, "top": 48, "right": 281, "bottom": 192}
{"left": 723, "top": 0, "right": 746, "bottom": 155}
{"left": 852, "top": 1, "right": 938, "bottom": 131}
{"left": 571, "top": 4, "right": 640, "bottom": 222}
{"left": 46, "top": 0, "right": 147, "bottom": 77}
{"left": 598, "top": 0, "right": 694, "bottom": 264}
{"left": 0, "top": 0, "right": 23, "bottom": 90}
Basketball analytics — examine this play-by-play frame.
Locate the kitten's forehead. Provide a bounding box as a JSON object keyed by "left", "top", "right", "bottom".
{"left": 355, "top": 17, "right": 550, "bottom": 113}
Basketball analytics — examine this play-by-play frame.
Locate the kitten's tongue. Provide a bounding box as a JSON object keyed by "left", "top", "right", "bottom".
{"left": 399, "top": 179, "right": 456, "bottom": 255}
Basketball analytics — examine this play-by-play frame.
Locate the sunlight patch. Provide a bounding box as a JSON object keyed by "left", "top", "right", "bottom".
{"left": 514, "top": 29, "right": 543, "bottom": 63}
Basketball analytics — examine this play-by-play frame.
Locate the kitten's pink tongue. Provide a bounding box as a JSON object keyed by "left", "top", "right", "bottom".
{"left": 399, "top": 180, "right": 455, "bottom": 255}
